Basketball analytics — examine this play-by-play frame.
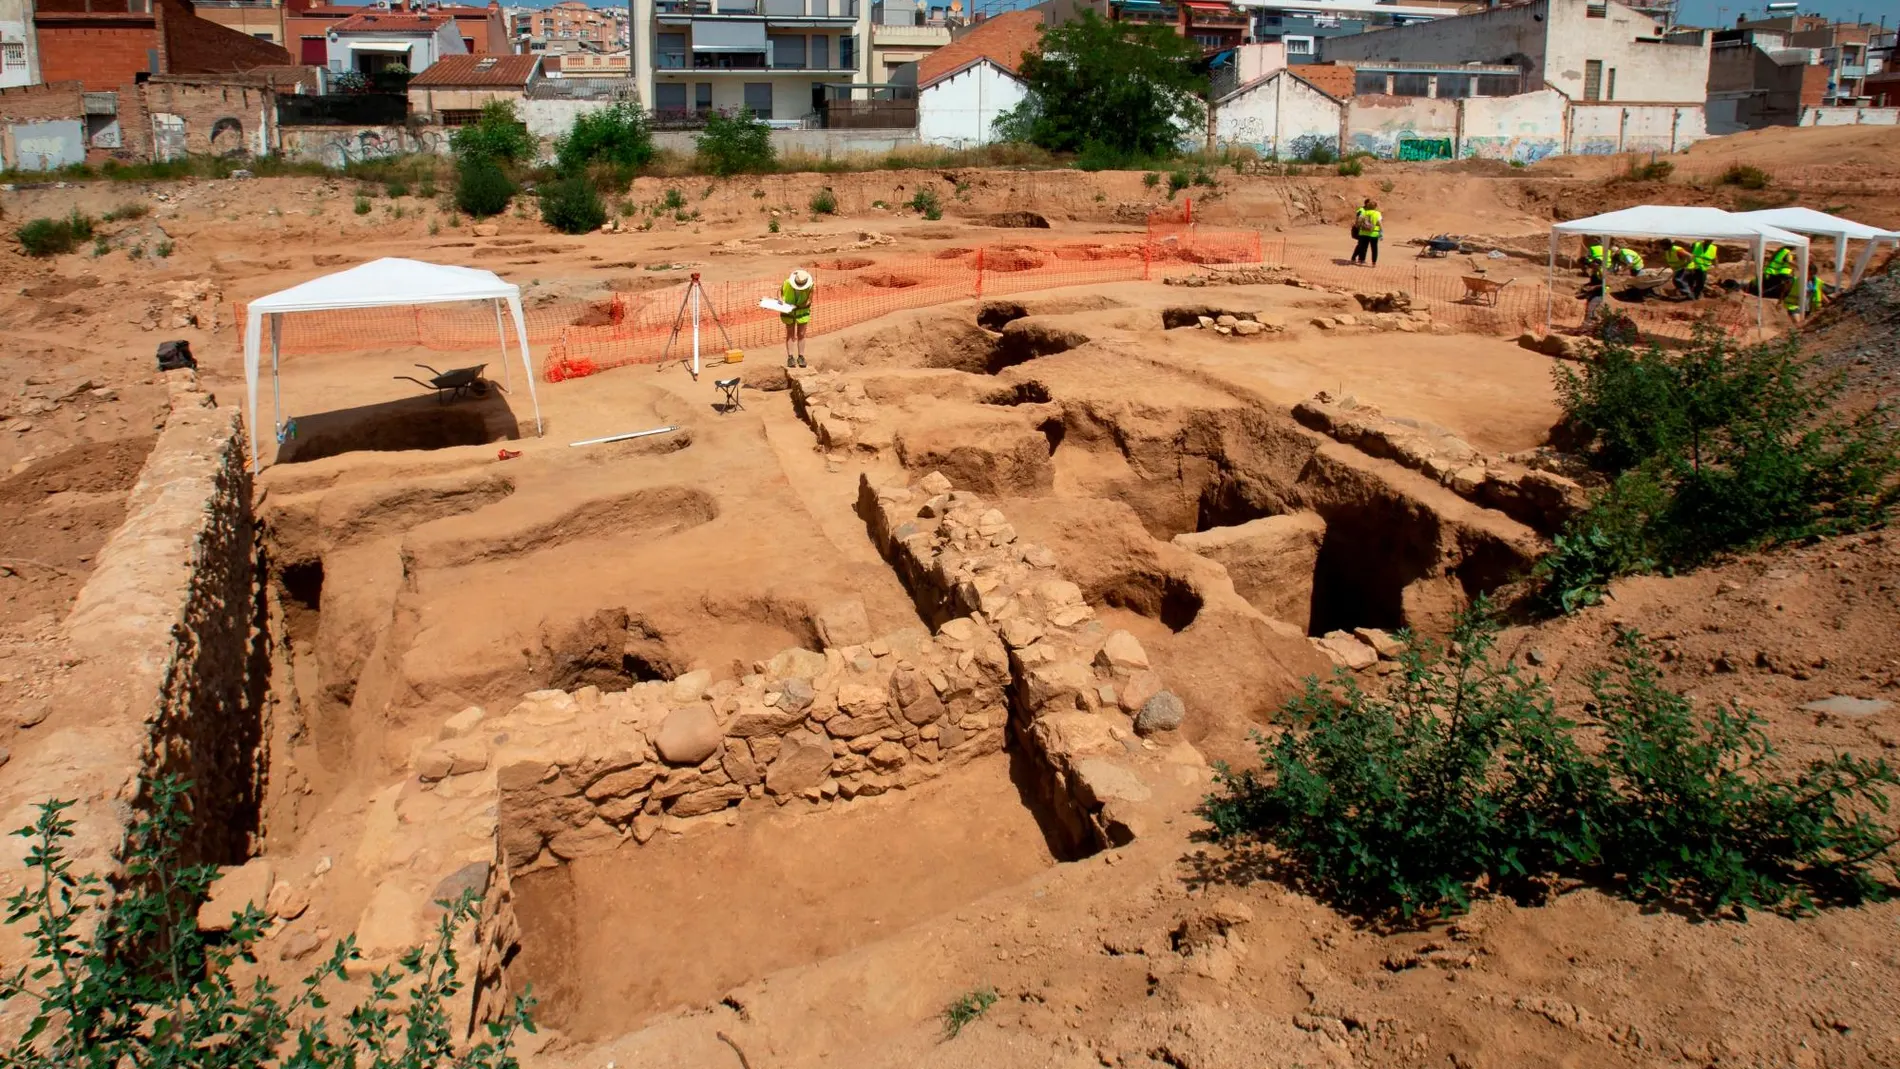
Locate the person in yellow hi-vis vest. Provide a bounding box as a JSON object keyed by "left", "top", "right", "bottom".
{"left": 781, "top": 268, "right": 814, "bottom": 368}
{"left": 1350, "top": 198, "right": 1382, "bottom": 267}
{"left": 1783, "top": 274, "right": 1825, "bottom": 320}
{"left": 1682, "top": 238, "right": 1717, "bottom": 299}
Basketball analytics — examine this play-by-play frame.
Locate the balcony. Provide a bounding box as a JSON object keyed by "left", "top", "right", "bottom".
{"left": 871, "top": 22, "right": 950, "bottom": 45}
{"left": 655, "top": 0, "right": 860, "bottom": 18}
{"left": 657, "top": 50, "right": 854, "bottom": 72}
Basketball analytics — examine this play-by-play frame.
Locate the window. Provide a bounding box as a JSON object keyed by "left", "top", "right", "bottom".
{"left": 1583, "top": 58, "right": 1603, "bottom": 100}
{"left": 461, "top": 37, "right": 475, "bottom": 51}
{"left": 440, "top": 108, "right": 483, "bottom": 126}
{"left": 840, "top": 33, "right": 855, "bottom": 70}
{"left": 769, "top": 33, "right": 806, "bottom": 68}
{"left": 1285, "top": 36, "right": 1313, "bottom": 55}
{"left": 300, "top": 36, "right": 327, "bottom": 64}
{"left": 658, "top": 31, "right": 686, "bottom": 67}
{"left": 695, "top": 82, "right": 712, "bottom": 111}
{"left": 0, "top": 41, "right": 24, "bottom": 70}
{"left": 743, "top": 81, "right": 772, "bottom": 119}
{"left": 252, "top": 32, "right": 275, "bottom": 41}
{"left": 810, "top": 33, "right": 828, "bottom": 69}
{"left": 655, "top": 82, "right": 688, "bottom": 111}
{"left": 1605, "top": 67, "right": 1616, "bottom": 100}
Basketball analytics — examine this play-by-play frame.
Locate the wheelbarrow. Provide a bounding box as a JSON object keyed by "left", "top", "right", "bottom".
{"left": 1417, "top": 234, "right": 1461, "bottom": 258}
{"left": 394, "top": 363, "right": 489, "bottom": 403}
{"left": 1460, "top": 275, "right": 1513, "bottom": 306}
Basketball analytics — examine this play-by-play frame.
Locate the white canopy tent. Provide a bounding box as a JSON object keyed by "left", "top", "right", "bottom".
{"left": 1733, "top": 206, "right": 1900, "bottom": 288}
{"left": 243, "top": 258, "right": 544, "bottom": 470}
{"left": 1548, "top": 205, "right": 1812, "bottom": 334}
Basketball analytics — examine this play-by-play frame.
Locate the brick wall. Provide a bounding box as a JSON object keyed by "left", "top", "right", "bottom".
{"left": 142, "top": 77, "right": 275, "bottom": 156}
{"left": 158, "top": 0, "right": 293, "bottom": 75}
{"left": 33, "top": 16, "right": 158, "bottom": 90}
{"left": 1799, "top": 62, "right": 1829, "bottom": 107}
{"left": 0, "top": 80, "right": 85, "bottom": 122}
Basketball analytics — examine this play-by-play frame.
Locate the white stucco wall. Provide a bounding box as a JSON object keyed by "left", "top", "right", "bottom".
{"left": 1322, "top": 0, "right": 1709, "bottom": 105}
{"left": 1458, "top": 87, "right": 1566, "bottom": 162}
{"left": 1565, "top": 102, "right": 1706, "bottom": 153}
{"left": 917, "top": 60, "right": 1025, "bottom": 147}
{"left": 1802, "top": 106, "right": 1899, "bottom": 126}
{"left": 0, "top": 0, "right": 39, "bottom": 90}
{"left": 328, "top": 22, "right": 465, "bottom": 75}
{"left": 1346, "top": 94, "right": 1457, "bottom": 158}
{"left": 645, "top": 75, "right": 844, "bottom": 124}
{"left": 1212, "top": 70, "right": 1342, "bottom": 160}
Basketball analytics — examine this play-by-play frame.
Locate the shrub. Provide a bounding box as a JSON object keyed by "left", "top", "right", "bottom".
{"left": 1626, "top": 158, "right": 1674, "bottom": 182}
{"left": 660, "top": 187, "right": 686, "bottom": 211}
{"left": 1073, "top": 140, "right": 1129, "bottom": 172}
{"left": 0, "top": 777, "right": 536, "bottom": 1068}
{"left": 694, "top": 109, "right": 774, "bottom": 176}
{"left": 555, "top": 101, "right": 655, "bottom": 182}
{"left": 1191, "top": 167, "right": 1215, "bottom": 187}
{"left": 419, "top": 177, "right": 439, "bottom": 199}
{"left": 455, "top": 155, "right": 516, "bottom": 218}
{"left": 103, "top": 202, "right": 149, "bottom": 222}
{"left": 768, "top": 217, "right": 780, "bottom": 234}
{"left": 1537, "top": 328, "right": 1900, "bottom": 609}
{"left": 1166, "top": 170, "right": 1190, "bottom": 195}
{"left": 385, "top": 177, "right": 410, "bottom": 198}
{"left": 1142, "top": 171, "right": 1160, "bottom": 188}
{"left": 1510, "top": 158, "right": 1528, "bottom": 169}
{"left": 539, "top": 175, "right": 606, "bottom": 234}
{"left": 1337, "top": 158, "right": 1364, "bottom": 177}
{"left": 353, "top": 195, "right": 372, "bottom": 215}
{"left": 1202, "top": 606, "right": 1900, "bottom": 919}
{"left": 450, "top": 100, "right": 536, "bottom": 164}
{"left": 1300, "top": 142, "right": 1337, "bottom": 165}
{"left": 1719, "top": 163, "right": 1771, "bottom": 189}
{"left": 808, "top": 187, "right": 838, "bottom": 215}
{"left": 154, "top": 239, "right": 173, "bottom": 258}
{"left": 91, "top": 236, "right": 109, "bottom": 257}
{"left": 15, "top": 210, "right": 95, "bottom": 257}
{"left": 907, "top": 188, "right": 941, "bottom": 217}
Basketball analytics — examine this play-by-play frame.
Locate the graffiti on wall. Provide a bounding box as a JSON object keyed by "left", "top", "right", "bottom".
{"left": 6, "top": 119, "right": 85, "bottom": 171}
{"left": 153, "top": 114, "right": 186, "bottom": 162}
{"left": 1283, "top": 132, "right": 1338, "bottom": 162}
{"left": 209, "top": 117, "right": 246, "bottom": 157}
{"left": 1461, "top": 136, "right": 1559, "bottom": 164}
{"left": 282, "top": 126, "right": 450, "bottom": 168}
{"left": 1397, "top": 138, "right": 1452, "bottom": 161}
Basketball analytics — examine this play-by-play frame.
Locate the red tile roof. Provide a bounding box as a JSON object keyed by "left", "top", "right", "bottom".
{"left": 408, "top": 52, "right": 539, "bottom": 85}
{"left": 1293, "top": 62, "right": 1356, "bottom": 100}
{"left": 331, "top": 11, "right": 452, "bottom": 32}
{"left": 917, "top": 9, "right": 1042, "bottom": 88}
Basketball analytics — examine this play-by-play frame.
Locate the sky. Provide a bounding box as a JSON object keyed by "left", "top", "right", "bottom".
{"left": 1676, "top": 0, "right": 1898, "bottom": 28}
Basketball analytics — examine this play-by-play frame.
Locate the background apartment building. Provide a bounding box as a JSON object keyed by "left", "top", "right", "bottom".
{"left": 630, "top": 0, "right": 872, "bottom": 124}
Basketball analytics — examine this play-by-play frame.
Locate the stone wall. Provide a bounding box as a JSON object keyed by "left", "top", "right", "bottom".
{"left": 859, "top": 471, "right": 1188, "bottom": 853}
{"left": 0, "top": 371, "right": 261, "bottom": 974}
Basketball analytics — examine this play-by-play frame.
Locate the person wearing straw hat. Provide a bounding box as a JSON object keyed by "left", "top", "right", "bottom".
{"left": 782, "top": 269, "right": 814, "bottom": 368}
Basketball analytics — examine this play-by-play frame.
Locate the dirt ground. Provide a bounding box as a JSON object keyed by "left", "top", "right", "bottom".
{"left": 4, "top": 123, "right": 1900, "bottom": 1067}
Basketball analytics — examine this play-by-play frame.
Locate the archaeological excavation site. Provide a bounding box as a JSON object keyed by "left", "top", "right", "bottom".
{"left": 5, "top": 123, "right": 1900, "bottom": 1068}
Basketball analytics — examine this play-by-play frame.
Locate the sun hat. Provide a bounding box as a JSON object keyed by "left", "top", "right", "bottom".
{"left": 788, "top": 269, "right": 813, "bottom": 291}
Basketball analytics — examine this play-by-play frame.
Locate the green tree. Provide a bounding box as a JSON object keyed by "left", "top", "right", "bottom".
{"left": 694, "top": 109, "right": 775, "bottom": 176}
{"left": 554, "top": 101, "right": 655, "bottom": 181}
{"left": 450, "top": 100, "right": 537, "bottom": 165}
{"left": 994, "top": 11, "right": 1206, "bottom": 162}
{"left": 539, "top": 175, "right": 607, "bottom": 234}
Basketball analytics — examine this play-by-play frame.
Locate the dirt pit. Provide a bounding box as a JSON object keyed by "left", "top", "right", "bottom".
{"left": 509, "top": 753, "right": 1056, "bottom": 1040}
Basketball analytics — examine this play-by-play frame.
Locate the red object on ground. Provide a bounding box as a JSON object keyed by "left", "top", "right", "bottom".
{"left": 498, "top": 448, "right": 522, "bottom": 460}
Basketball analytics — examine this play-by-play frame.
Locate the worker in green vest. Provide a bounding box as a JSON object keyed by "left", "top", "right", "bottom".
{"left": 1581, "top": 241, "right": 1608, "bottom": 281}
{"left": 1681, "top": 239, "right": 1717, "bottom": 299}
{"left": 780, "top": 269, "right": 814, "bottom": 368}
{"left": 1350, "top": 198, "right": 1383, "bottom": 267}
{"left": 1612, "top": 246, "right": 1645, "bottom": 274}
{"left": 1759, "top": 245, "right": 1796, "bottom": 299}
{"left": 1783, "top": 274, "right": 1824, "bottom": 320}
{"left": 1663, "top": 242, "right": 1693, "bottom": 296}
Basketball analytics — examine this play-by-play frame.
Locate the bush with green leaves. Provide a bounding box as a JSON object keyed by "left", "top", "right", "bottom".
{"left": 1300, "top": 142, "right": 1337, "bottom": 165}
{"left": 1536, "top": 328, "right": 1900, "bottom": 612}
{"left": 0, "top": 777, "right": 535, "bottom": 1067}
{"left": 455, "top": 155, "right": 516, "bottom": 218}
{"left": 538, "top": 175, "right": 606, "bottom": 234}
{"left": 554, "top": 101, "right": 655, "bottom": 182}
{"left": 907, "top": 188, "right": 941, "bottom": 218}
{"left": 354, "top": 195, "right": 372, "bottom": 216}
{"left": 449, "top": 100, "right": 536, "bottom": 165}
{"left": 1202, "top": 606, "right": 1900, "bottom": 919}
{"left": 1719, "top": 163, "right": 1770, "bottom": 190}
{"left": 15, "top": 210, "right": 95, "bottom": 257}
{"left": 694, "top": 110, "right": 775, "bottom": 177}
{"left": 1166, "top": 170, "right": 1189, "bottom": 195}
{"left": 1337, "top": 158, "right": 1364, "bottom": 177}
{"left": 808, "top": 187, "right": 838, "bottom": 215}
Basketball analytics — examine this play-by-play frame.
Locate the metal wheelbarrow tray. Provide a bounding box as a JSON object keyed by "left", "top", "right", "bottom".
{"left": 394, "top": 363, "right": 490, "bottom": 403}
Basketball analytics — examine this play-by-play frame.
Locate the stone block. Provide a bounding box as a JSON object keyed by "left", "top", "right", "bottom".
{"left": 655, "top": 702, "right": 721, "bottom": 765}
{"left": 585, "top": 765, "right": 659, "bottom": 802}
{"left": 670, "top": 785, "right": 745, "bottom": 817}
{"left": 815, "top": 599, "right": 874, "bottom": 648}
{"left": 766, "top": 731, "right": 834, "bottom": 796}
{"left": 198, "top": 859, "right": 273, "bottom": 932}
{"left": 1134, "top": 691, "right": 1185, "bottom": 736}
{"left": 1171, "top": 512, "right": 1325, "bottom": 628}
{"left": 1095, "top": 630, "right": 1151, "bottom": 674}
{"left": 549, "top": 819, "right": 622, "bottom": 860}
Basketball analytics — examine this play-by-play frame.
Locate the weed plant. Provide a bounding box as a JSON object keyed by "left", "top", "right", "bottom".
{"left": 0, "top": 777, "right": 535, "bottom": 1067}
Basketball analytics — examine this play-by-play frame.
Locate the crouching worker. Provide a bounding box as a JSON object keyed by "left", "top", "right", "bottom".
{"left": 1783, "top": 274, "right": 1826, "bottom": 321}
{"left": 782, "top": 268, "right": 814, "bottom": 368}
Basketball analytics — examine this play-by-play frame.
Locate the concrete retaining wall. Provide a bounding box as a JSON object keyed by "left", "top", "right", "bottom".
{"left": 277, "top": 123, "right": 452, "bottom": 166}
{"left": 1346, "top": 94, "right": 1458, "bottom": 159}
{"left": 1802, "top": 106, "right": 1899, "bottom": 126}
{"left": 652, "top": 126, "right": 920, "bottom": 157}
